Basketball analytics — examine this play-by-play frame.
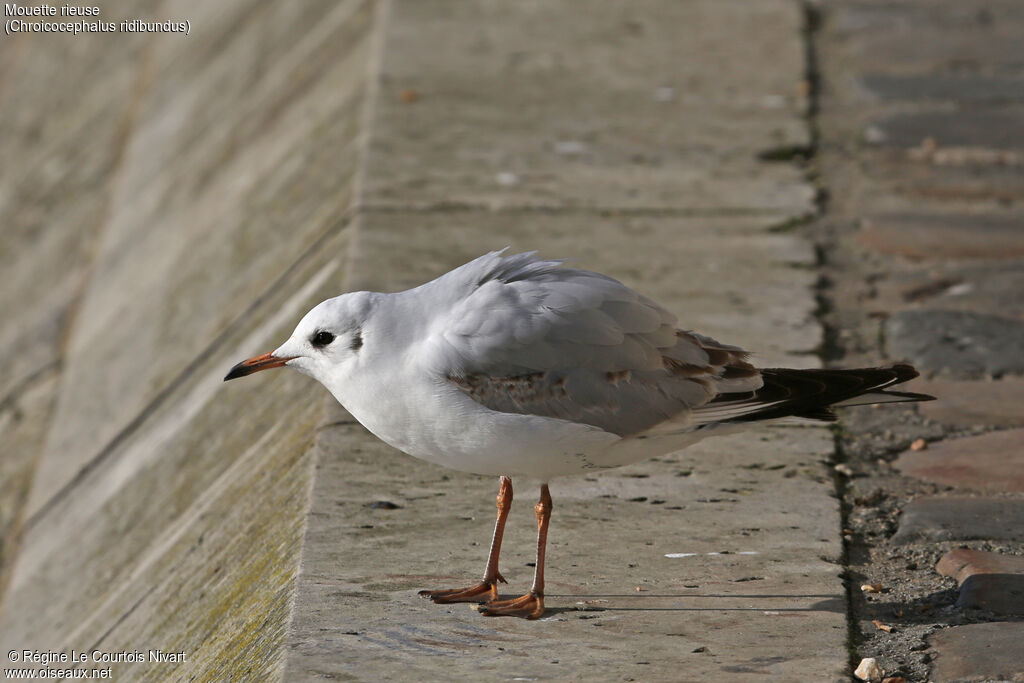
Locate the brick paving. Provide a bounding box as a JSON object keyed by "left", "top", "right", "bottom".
{"left": 815, "top": 0, "right": 1024, "bottom": 679}
{"left": 896, "top": 430, "right": 1024, "bottom": 494}
{"left": 937, "top": 549, "right": 1024, "bottom": 616}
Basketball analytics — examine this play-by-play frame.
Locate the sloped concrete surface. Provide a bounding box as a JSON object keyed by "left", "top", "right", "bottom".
{"left": 1, "top": 1, "right": 845, "bottom": 680}
{"left": 1, "top": 0, "right": 374, "bottom": 679}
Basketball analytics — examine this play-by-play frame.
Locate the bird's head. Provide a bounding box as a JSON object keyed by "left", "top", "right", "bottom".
{"left": 224, "top": 291, "right": 378, "bottom": 387}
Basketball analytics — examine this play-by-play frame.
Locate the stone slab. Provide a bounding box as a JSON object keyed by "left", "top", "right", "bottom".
{"left": 912, "top": 377, "right": 1024, "bottom": 429}
{"left": 937, "top": 548, "right": 1024, "bottom": 616}
{"left": 929, "top": 622, "right": 1024, "bottom": 683}
{"left": 829, "top": 3, "right": 1024, "bottom": 75}
{"left": 862, "top": 73, "right": 1024, "bottom": 104}
{"left": 870, "top": 264, "right": 1024, "bottom": 322}
{"left": 896, "top": 429, "right": 1024, "bottom": 493}
{"left": 868, "top": 110, "right": 1024, "bottom": 150}
{"left": 856, "top": 213, "right": 1024, "bottom": 262}
{"left": 892, "top": 497, "right": 1024, "bottom": 544}
{"left": 364, "top": 0, "right": 813, "bottom": 213}
{"left": 885, "top": 310, "right": 1024, "bottom": 378}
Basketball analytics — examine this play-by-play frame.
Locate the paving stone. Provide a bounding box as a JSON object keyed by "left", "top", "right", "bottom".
{"left": 885, "top": 310, "right": 1024, "bottom": 378}
{"left": 886, "top": 163, "right": 1024, "bottom": 206}
{"left": 862, "top": 73, "right": 1024, "bottom": 104}
{"left": 911, "top": 378, "right": 1024, "bottom": 429}
{"left": 897, "top": 429, "right": 1024, "bottom": 493}
{"left": 829, "top": 3, "right": 1024, "bottom": 92}
{"left": 868, "top": 110, "right": 1024, "bottom": 150}
{"left": 871, "top": 264, "right": 1024, "bottom": 322}
{"left": 929, "top": 622, "right": 1024, "bottom": 682}
{"left": 892, "top": 497, "right": 1024, "bottom": 544}
{"left": 937, "top": 548, "right": 1024, "bottom": 616}
{"left": 856, "top": 214, "right": 1024, "bottom": 261}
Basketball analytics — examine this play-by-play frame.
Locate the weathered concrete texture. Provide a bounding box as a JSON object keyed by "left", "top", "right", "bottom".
{"left": 937, "top": 548, "right": 1024, "bottom": 616}
{"left": 0, "top": 0, "right": 154, "bottom": 592}
{"left": 892, "top": 498, "right": 1024, "bottom": 545}
{"left": 0, "top": 0, "right": 376, "bottom": 680}
{"left": 896, "top": 429, "right": 1024, "bottom": 493}
{"left": 25, "top": 0, "right": 378, "bottom": 521}
{"left": 0, "top": 229, "right": 351, "bottom": 679}
{"left": 929, "top": 622, "right": 1024, "bottom": 682}
{"left": 364, "top": 0, "right": 814, "bottom": 215}
{"left": 286, "top": 412, "right": 844, "bottom": 681}
{"left": 885, "top": 310, "right": 1024, "bottom": 378}
{"left": 0, "top": 370, "right": 59, "bottom": 594}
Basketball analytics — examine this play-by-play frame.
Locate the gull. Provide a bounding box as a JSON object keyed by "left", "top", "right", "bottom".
{"left": 224, "top": 250, "right": 933, "bottom": 619}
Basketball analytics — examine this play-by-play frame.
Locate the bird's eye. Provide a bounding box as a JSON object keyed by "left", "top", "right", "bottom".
{"left": 310, "top": 330, "right": 335, "bottom": 348}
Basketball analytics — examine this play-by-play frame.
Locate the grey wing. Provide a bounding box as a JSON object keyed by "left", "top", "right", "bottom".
{"left": 423, "top": 251, "right": 763, "bottom": 436}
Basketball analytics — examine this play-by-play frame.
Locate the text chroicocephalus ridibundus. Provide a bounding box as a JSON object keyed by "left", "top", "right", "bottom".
{"left": 225, "top": 249, "right": 933, "bottom": 619}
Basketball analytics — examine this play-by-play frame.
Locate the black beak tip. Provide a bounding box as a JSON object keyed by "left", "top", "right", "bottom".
{"left": 223, "top": 363, "right": 250, "bottom": 382}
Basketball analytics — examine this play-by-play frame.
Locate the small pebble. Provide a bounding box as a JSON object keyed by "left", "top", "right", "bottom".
{"left": 910, "top": 438, "right": 928, "bottom": 451}
{"left": 854, "top": 657, "right": 883, "bottom": 682}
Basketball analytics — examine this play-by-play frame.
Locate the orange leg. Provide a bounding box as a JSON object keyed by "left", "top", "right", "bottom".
{"left": 419, "top": 476, "right": 512, "bottom": 604}
{"left": 477, "top": 483, "right": 551, "bottom": 619}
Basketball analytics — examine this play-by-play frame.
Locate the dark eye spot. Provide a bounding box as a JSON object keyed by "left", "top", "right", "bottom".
{"left": 350, "top": 330, "right": 363, "bottom": 351}
{"left": 310, "top": 330, "right": 335, "bottom": 348}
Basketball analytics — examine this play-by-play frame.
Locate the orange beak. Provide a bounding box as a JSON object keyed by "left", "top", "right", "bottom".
{"left": 223, "top": 352, "right": 296, "bottom": 381}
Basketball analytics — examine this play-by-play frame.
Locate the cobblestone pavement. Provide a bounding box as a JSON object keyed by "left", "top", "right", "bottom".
{"left": 812, "top": 1, "right": 1024, "bottom": 681}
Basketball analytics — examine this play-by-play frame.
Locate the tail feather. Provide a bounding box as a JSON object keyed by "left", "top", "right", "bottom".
{"left": 694, "top": 363, "right": 934, "bottom": 426}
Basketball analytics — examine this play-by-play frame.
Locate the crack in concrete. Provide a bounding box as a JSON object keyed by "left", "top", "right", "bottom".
{"left": 359, "top": 202, "right": 803, "bottom": 218}
{"left": 798, "top": 0, "right": 859, "bottom": 676}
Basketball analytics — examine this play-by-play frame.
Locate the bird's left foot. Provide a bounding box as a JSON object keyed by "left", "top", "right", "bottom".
{"left": 474, "top": 591, "right": 545, "bottom": 619}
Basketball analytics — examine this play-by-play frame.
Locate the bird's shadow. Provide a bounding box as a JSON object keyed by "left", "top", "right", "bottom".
{"left": 540, "top": 592, "right": 846, "bottom": 614}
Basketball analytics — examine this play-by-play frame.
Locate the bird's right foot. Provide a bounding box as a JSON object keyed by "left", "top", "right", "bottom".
{"left": 418, "top": 574, "right": 506, "bottom": 604}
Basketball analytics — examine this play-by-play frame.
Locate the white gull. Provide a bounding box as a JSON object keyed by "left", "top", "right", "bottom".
{"left": 225, "top": 250, "right": 932, "bottom": 619}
